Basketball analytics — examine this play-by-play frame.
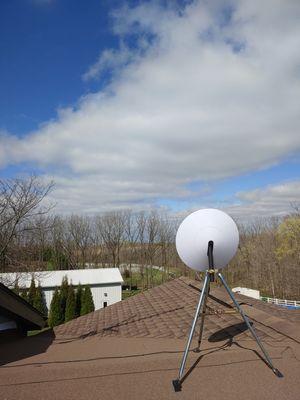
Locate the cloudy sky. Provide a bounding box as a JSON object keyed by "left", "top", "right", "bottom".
{"left": 0, "top": 0, "right": 299, "bottom": 219}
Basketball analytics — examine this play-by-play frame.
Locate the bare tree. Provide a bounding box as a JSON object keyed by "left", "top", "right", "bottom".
{"left": 88, "top": 217, "right": 104, "bottom": 267}
{"left": 124, "top": 210, "right": 139, "bottom": 289}
{"left": 158, "top": 214, "right": 176, "bottom": 283}
{"left": 53, "top": 216, "right": 78, "bottom": 270}
{"left": 144, "top": 211, "right": 160, "bottom": 288}
{"left": 30, "top": 214, "right": 54, "bottom": 269}
{"left": 1, "top": 181, "right": 299, "bottom": 300}
{"left": 136, "top": 211, "right": 147, "bottom": 289}
{"left": 68, "top": 215, "right": 91, "bottom": 268}
{"left": 290, "top": 202, "right": 300, "bottom": 217}
{"left": 96, "top": 211, "right": 126, "bottom": 267}
{"left": 0, "top": 176, "right": 54, "bottom": 271}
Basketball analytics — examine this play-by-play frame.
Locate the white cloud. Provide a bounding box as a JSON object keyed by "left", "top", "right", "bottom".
{"left": 82, "top": 45, "right": 135, "bottom": 82}
{"left": 44, "top": 172, "right": 192, "bottom": 214}
{"left": 1, "top": 0, "right": 300, "bottom": 214}
{"left": 225, "top": 180, "right": 300, "bottom": 220}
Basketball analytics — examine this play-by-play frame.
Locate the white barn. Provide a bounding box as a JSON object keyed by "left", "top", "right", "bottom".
{"left": 0, "top": 268, "right": 123, "bottom": 312}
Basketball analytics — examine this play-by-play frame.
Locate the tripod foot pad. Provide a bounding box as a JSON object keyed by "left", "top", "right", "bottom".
{"left": 273, "top": 368, "right": 283, "bottom": 378}
{"left": 172, "top": 379, "right": 182, "bottom": 392}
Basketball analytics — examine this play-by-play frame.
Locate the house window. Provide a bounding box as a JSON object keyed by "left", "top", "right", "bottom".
{"left": 104, "top": 293, "right": 108, "bottom": 297}
{"left": 103, "top": 301, "right": 108, "bottom": 308}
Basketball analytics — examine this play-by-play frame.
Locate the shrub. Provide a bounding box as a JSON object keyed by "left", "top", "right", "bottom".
{"left": 60, "top": 275, "right": 69, "bottom": 317}
{"left": 65, "top": 284, "right": 76, "bottom": 322}
{"left": 75, "top": 283, "right": 83, "bottom": 317}
{"left": 20, "top": 289, "right": 28, "bottom": 300}
{"left": 27, "top": 278, "right": 36, "bottom": 306}
{"left": 48, "top": 287, "right": 63, "bottom": 327}
{"left": 33, "top": 284, "right": 47, "bottom": 316}
{"left": 80, "top": 285, "right": 95, "bottom": 316}
{"left": 13, "top": 281, "right": 20, "bottom": 295}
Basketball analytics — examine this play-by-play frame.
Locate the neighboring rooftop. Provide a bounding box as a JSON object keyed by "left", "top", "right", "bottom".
{"left": 0, "top": 268, "right": 123, "bottom": 288}
{"left": 0, "top": 282, "right": 45, "bottom": 337}
{"left": 0, "top": 277, "right": 299, "bottom": 400}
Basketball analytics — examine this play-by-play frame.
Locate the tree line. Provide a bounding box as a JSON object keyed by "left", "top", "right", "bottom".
{"left": 0, "top": 178, "right": 181, "bottom": 289}
{"left": 1, "top": 176, "right": 299, "bottom": 299}
{"left": 223, "top": 213, "right": 300, "bottom": 299}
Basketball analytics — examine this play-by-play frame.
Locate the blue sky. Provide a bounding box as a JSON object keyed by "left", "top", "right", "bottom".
{"left": 0, "top": 0, "right": 120, "bottom": 134}
{"left": 0, "top": 0, "right": 299, "bottom": 218}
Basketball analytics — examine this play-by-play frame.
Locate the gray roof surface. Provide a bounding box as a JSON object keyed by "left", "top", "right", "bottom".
{"left": 54, "top": 276, "right": 300, "bottom": 343}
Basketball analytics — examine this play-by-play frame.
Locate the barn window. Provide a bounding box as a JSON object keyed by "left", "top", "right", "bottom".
{"left": 103, "top": 302, "right": 108, "bottom": 308}
{"left": 104, "top": 292, "right": 108, "bottom": 297}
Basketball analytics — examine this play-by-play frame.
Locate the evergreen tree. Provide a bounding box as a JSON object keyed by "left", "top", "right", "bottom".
{"left": 48, "top": 287, "right": 63, "bottom": 327}
{"left": 27, "top": 278, "right": 36, "bottom": 306}
{"left": 13, "top": 281, "right": 20, "bottom": 295}
{"left": 65, "top": 284, "right": 76, "bottom": 322}
{"left": 60, "top": 275, "right": 69, "bottom": 318}
{"left": 80, "top": 285, "right": 95, "bottom": 316}
{"left": 20, "top": 289, "right": 28, "bottom": 300}
{"left": 80, "top": 286, "right": 87, "bottom": 316}
{"left": 33, "top": 284, "right": 47, "bottom": 316}
{"left": 75, "top": 283, "right": 83, "bottom": 317}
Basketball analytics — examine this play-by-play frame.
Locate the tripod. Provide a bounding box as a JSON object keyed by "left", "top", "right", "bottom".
{"left": 172, "top": 241, "right": 282, "bottom": 392}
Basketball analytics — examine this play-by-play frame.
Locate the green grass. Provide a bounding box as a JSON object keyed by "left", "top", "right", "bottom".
{"left": 122, "top": 289, "right": 142, "bottom": 300}
{"left": 27, "top": 327, "right": 51, "bottom": 336}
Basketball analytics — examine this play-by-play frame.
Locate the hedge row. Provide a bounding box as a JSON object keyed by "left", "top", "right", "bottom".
{"left": 48, "top": 277, "right": 95, "bottom": 327}
{"left": 14, "top": 276, "right": 95, "bottom": 327}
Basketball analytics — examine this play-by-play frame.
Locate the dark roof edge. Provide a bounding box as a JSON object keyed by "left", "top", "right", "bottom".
{"left": 0, "top": 282, "right": 46, "bottom": 330}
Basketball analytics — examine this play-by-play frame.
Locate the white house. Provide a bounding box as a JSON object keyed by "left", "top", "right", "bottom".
{"left": 0, "top": 268, "right": 123, "bottom": 312}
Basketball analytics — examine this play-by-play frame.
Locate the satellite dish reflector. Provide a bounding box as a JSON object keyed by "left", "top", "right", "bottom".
{"left": 172, "top": 209, "right": 280, "bottom": 391}
{"left": 176, "top": 208, "right": 239, "bottom": 271}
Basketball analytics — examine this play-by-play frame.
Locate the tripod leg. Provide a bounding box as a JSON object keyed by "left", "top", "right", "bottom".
{"left": 195, "top": 279, "right": 210, "bottom": 352}
{"left": 172, "top": 272, "right": 210, "bottom": 391}
{"left": 218, "top": 273, "right": 282, "bottom": 377}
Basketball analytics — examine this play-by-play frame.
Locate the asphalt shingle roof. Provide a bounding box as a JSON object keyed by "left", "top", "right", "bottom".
{"left": 1, "top": 277, "right": 299, "bottom": 400}
{"left": 54, "top": 277, "right": 300, "bottom": 344}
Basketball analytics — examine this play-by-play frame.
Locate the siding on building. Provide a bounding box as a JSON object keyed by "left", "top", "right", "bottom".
{"left": 0, "top": 268, "right": 123, "bottom": 288}
{"left": 90, "top": 283, "right": 121, "bottom": 310}
{"left": 42, "top": 282, "right": 122, "bottom": 311}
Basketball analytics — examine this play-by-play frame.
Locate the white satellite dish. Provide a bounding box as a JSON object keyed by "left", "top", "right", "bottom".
{"left": 172, "top": 208, "right": 281, "bottom": 392}
{"left": 176, "top": 208, "right": 239, "bottom": 271}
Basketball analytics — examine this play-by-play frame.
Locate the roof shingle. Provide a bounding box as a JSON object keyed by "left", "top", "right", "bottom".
{"left": 54, "top": 277, "right": 300, "bottom": 344}
{"left": 1, "top": 277, "right": 299, "bottom": 400}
